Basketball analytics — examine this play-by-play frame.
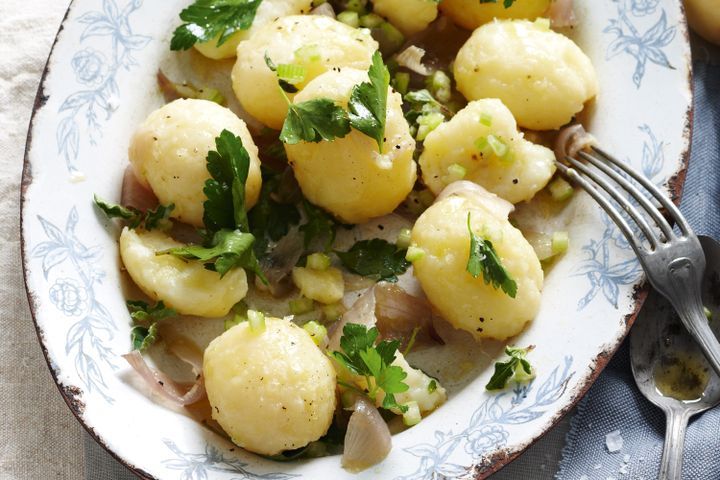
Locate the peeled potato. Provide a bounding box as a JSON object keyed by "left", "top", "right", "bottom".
{"left": 454, "top": 19, "right": 597, "bottom": 130}
{"left": 372, "top": 0, "right": 439, "bottom": 35}
{"left": 284, "top": 68, "right": 416, "bottom": 224}
{"left": 410, "top": 185, "right": 543, "bottom": 340}
{"left": 440, "top": 0, "right": 551, "bottom": 30}
{"left": 232, "top": 15, "right": 378, "bottom": 129}
{"left": 204, "top": 318, "right": 337, "bottom": 455}
{"left": 128, "top": 99, "right": 261, "bottom": 227}
{"left": 419, "top": 99, "right": 555, "bottom": 203}
{"left": 119, "top": 227, "right": 248, "bottom": 318}
{"left": 684, "top": 0, "right": 720, "bottom": 45}
{"left": 380, "top": 353, "right": 447, "bottom": 414}
{"left": 194, "top": 0, "right": 314, "bottom": 59}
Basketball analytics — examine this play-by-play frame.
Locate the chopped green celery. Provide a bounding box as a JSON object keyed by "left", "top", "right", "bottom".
{"left": 396, "top": 228, "right": 412, "bottom": 250}
{"left": 247, "top": 310, "right": 266, "bottom": 333}
{"left": 276, "top": 63, "right": 306, "bottom": 84}
{"left": 393, "top": 72, "right": 410, "bottom": 95}
{"left": 294, "top": 44, "right": 321, "bottom": 63}
{"left": 378, "top": 22, "right": 405, "bottom": 52}
{"left": 446, "top": 163, "right": 467, "bottom": 182}
{"left": 321, "top": 302, "right": 345, "bottom": 322}
{"left": 224, "top": 313, "right": 246, "bottom": 331}
{"left": 534, "top": 17, "right": 551, "bottom": 31}
{"left": 303, "top": 321, "right": 327, "bottom": 346}
{"left": 337, "top": 10, "right": 360, "bottom": 27}
{"left": 405, "top": 246, "right": 425, "bottom": 262}
{"left": 426, "top": 70, "right": 452, "bottom": 103}
{"left": 344, "top": 0, "right": 367, "bottom": 13}
{"left": 416, "top": 112, "right": 444, "bottom": 141}
{"left": 306, "top": 252, "right": 331, "bottom": 271}
{"left": 548, "top": 176, "right": 574, "bottom": 201}
{"left": 289, "top": 296, "right": 315, "bottom": 315}
{"left": 479, "top": 112, "right": 493, "bottom": 127}
{"left": 487, "top": 134, "right": 508, "bottom": 157}
{"left": 402, "top": 401, "right": 422, "bottom": 426}
{"left": 475, "top": 136, "right": 490, "bottom": 153}
{"left": 551, "top": 231, "right": 569, "bottom": 255}
{"left": 360, "top": 13, "right": 384, "bottom": 28}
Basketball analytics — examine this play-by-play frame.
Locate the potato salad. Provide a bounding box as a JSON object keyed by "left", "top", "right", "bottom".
{"left": 96, "top": 0, "right": 596, "bottom": 472}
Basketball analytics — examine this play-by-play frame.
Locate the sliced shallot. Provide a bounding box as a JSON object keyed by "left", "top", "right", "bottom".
{"left": 328, "top": 286, "right": 378, "bottom": 351}
{"left": 122, "top": 350, "right": 206, "bottom": 406}
{"left": 259, "top": 228, "right": 304, "bottom": 297}
{"left": 121, "top": 166, "right": 158, "bottom": 212}
{"left": 546, "top": 0, "right": 577, "bottom": 27}
{"left": 374, "top": 283, "right": 441, "bottom": 350}
{"left": 396, "top": 46, "right": 431, "bottom": 76}
{"left": 342, "top": 396, "right": 392, "bottom": 472}
{"left": 554, "top": 124, "right": 597, "bottom": 161}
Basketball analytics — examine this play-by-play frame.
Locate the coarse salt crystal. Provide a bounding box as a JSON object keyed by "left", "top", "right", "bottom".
{"left": 623, "top": 454, "right": 631, "bottom": 463}
{"left": 619, "top": 464, "right": 629, "bottom": 475}
{"left": 605, "top": 430, "right": 623, "bottom": 453}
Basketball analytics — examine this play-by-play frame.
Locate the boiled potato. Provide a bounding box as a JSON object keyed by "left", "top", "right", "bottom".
{"left": 285, "top": 69, "right": 416, "bottom": 224}
{"left": 128, "top": 99, "right": 262, "bottom": 227}
{"left": 194, "top": 0, "right": 314, "bottom": 59}
{"left": 454, "top": 19, "right": 597, "bottom": 130}
{"left": 292, "top": 266, "right": 345, "bottom": 304}
{"left": 119, "top": 227, "right": 248, "bottom": 318}
{"left": 419, "top": 99, "right": 555, "bottom": 203}
{"left": 372, "top": 0, "right": 439, "bottom": 36}
{"left": 410, "top": 186, "right": 543, "bottom": 340}
{"left": 204, "top": 317, "right": 337, "bottom": 455}
{"left": 440, "top": 0, "right": 551, "bottom": 30}
{"left": 684, "top": 0, "right": 720, "bottom": 45}
{"left": 232, "top": 15, "right": 378, "bottom": 129}
{"left": 379, "top": 353, "right": 447, "bottom": 414}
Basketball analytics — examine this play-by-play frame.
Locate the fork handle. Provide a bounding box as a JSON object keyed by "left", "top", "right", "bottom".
{"left": 665, "top": 258, "right": 720, "bottom": 377}
{"left": 659, "top": 408, "right": 690, "bottom": 480}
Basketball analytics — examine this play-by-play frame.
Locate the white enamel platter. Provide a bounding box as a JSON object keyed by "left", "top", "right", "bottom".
{"left": 22, "top": 1, "right": 691, "bottom": 478}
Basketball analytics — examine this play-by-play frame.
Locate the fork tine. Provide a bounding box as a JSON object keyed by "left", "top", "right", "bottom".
{"left": 591, "top": 146, "right": 692, "bottom": 236}
{"left": 555, "top": 162, "right": 647, "bottom": 258}
{"left": 564, "top": 156, "right": 660, "bottom": 249}
{"left": 577, "top": 150, "right": 674, "bottom": 241}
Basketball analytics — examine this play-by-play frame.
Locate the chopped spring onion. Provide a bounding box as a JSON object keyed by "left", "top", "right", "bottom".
{"left": 321, "top": 302, "right": 345, "bottom": 321}
{"left": 307, "top": 252, "right": 332, "bottom": 271}
{"left": 416, "top": 112, "right": 445, "bottom": 141}
{"left": 303, "top": 321, "right": 328, "bottom": 346}
{"left": 294, "top": 44, "right": 321, "bottom": 63}
{"left": 392, "top": 72, "right": 410, "bottom": 95}
{"left": 548, "top": 176, "right": 574, "bottom": 201}
{"left": 345, "top": 0, "right": 367, "bottom": 13}
{"left": 402, "top": 401, "right": 421, "bottom": 426}
{"left": 426, "top": 70, "right": 452, "bottom": 103}
{"left": 337, "top": 10, "right": 360, "bottom": 27}
{"left": 276, "top": 63, "right": 306, "bottom": 85}
{"left": 487, "top": 134, "right": 508, "bottom": 157}
{"left": 551, "top": 231, "right": 569, "bottom": 255}
{"left": 360, "top": 13, "right": 384, "bottom": 28}
{"left": 396, "top": 228, "right": 412, "bottom": 250}
{"left": 446, "top": 163, "right": 467, "bottom": 182}
{"left": 247, "top": 310, "right": 266, "bottom": 333}
{"left": 479, "top": 112, "right": 493, "bottom": 127}
{"left": 405, "top": 246, "right": 425, "bottom": 262}
{"left": 378, "top": 22, "right": 405, "bottom": 53}
{"left": 289, "top": 296, "right": 315, "bottom": 315}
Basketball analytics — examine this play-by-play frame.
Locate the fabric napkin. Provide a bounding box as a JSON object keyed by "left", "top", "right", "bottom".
{"left": 554, "top": 38, "right": 720, "bottom": 480}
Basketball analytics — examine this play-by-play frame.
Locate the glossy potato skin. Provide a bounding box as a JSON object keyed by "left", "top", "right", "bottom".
{"left": 372, "top": 0, "right": 439, "bottom": 35}
{"left": 204, "top": 318, "right": 337, "bottom": 455}
{"left": 232, "top": 15, "right": 378, "bottom": 129}
{"left": 440, "top": 0, "right": 551, "bottom": 30}
{"left": 454, "top": 20, "right": 598, "bottom": 130}
{"left": 119, "top": 228, "right": 248, "bottom": 318}
{"left": 194, "top": 0, "right": 314, "bottom": 59}
{"left": 420, "top": 99, "right": 555, "bottom": 203}
{"left": 128, "top": 99, "right": 261, "bottom": 227}
{"left": 411, "top": 192, "right": 543, "bottom": 340}
{"left": 284, "top": 69, "right": 417, "bottom": 224}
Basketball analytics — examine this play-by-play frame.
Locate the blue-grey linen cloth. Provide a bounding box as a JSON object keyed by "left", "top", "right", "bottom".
{"left": 554, "top": 44, "right": 720, "bottom": 480}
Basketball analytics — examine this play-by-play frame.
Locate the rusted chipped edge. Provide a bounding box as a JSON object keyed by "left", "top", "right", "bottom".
{"left": 20, "top": 2, "right": 158, "bottom": 479}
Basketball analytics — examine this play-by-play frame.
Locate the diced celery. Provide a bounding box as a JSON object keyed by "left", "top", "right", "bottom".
{"left": 247, "top": 310, "right": 266, "bottom": 333}
{"left": 405, "top": 246, "right": 425, "bottom": 262}
{"left": 479, "top": 112, "right": 493, "bottom": 127}
{"left": 289, "top": 296, "right": 315, "bottom": 315}
{"left": 337, "top": 10, "right": 360, "bottom": 27}
{"left": 344, "top": 0, "right": 367, "bottom": 13}
{"left": 426, "top": 70, "right": 452, "bottom": 103}
{"left": 294, "top": 44, "right": 321, "bottom": 63}
{"left": 396, "top": 228, "right": 412, "bottom": 250}
{"left": 303, "top": 321, "right": 328, "bottom": 346}
{"left": 446, "top": 163, "right": 467, "bottom": 182}
{"left": 393, "top": 72, "right": 410, "bottom": 95}
{"left": 321, "top": 302, "right": 346, "bottom": 322}
{"left": 276, "top": 63, "right": 306, "bottom": 84}
{"left": 487, "top": 134, "right": 508, "bottom": 157}
{"left": 306, "top": 252, "right": 331, "bottom": 271}
{"left": 534, "top": 17, "right": 551, "bottom": 31}
{"left": 551, "top": 231, "right": 569, "bottom": 255}
{"left": 548, "top": 176, "right": 574, "bottom": 201}
{"left": 378, "top": 21, "right": 405, "bottom": 53}
{"left": 359, "top": 13, "right": 383, "bottom": 28}
{"left": 402, "top": 401, "right": 422, "bottom": 426}
{"left": 475, "top": 136, "right": 489, "bottom": 154}
{"left": 416, "top": 112, "right": 444, "bottom": 141}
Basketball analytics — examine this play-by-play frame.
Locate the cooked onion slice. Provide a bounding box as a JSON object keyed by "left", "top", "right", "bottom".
{"left": 546, "top": 0, "right": 577, "bottom": 27}
{"left": 374, "top": 283, "right": 441, "bottom": 350}
{"left": 122, "top": 350, "right": 206, "bottom": 406}
{"left": 342, "top": 397, "right": 392, "bottom": 472}
{"left": 121, "top": 166, "right": 158, "bottom": 212}
{"left": 310, "top": 2, "right": 335, "bottom": 17}
{"left": 554, "top": 124, "right": 597, "bottom": 161}
{"left": 328, "top": 287, "right": 378, "bottom": 351}
{"left": 396, "top": 45, "right": 431, "bottom": 76}
{"left": 258, "top": 228, "right": 304, "bottom": 297}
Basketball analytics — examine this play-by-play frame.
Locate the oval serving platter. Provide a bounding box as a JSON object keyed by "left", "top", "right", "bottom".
{"left": 22, "top": 0, "right": 691, "bottom": 478}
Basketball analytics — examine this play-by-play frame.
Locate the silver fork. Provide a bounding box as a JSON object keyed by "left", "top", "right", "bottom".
{"left": 555, "top": 146, "right": 720, "bottom": 377}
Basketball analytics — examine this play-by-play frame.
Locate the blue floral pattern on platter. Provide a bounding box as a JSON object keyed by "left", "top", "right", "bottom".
{"left": 57, "top": 0, "right": 151, "bottom": 175}
{"left": 604, "top": 0, "right": 677, "bottom": 88}
{"left": 395, "top": 357, "right": 575, "bottom": 480}
{"left": 31, "top": 207, "right": 118, "bottom": 403}
{"left": 576, "top": 124, "right": 667, "bottom": 310}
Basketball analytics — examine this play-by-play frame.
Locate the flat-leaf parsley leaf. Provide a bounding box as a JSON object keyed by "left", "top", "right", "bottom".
{"left": 348, "top": 51, "right": 390, "bottom": 151}
{"left": 466, "top": 212, "right": 517, "bottom": 298}
{"left": 485, "top": 345, "right": 535, "bottom": 390}
{"left": 336, "top": 238, "right": 410, "bottom": 282}
{"left": 170, "top": 0, "right": 263, "bottom": 51}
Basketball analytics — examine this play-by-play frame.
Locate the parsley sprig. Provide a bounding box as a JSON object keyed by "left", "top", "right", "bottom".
{"left": 94, "top": 195, "right": 174, "bottom": 231}
{"left": 347, "top": 51, "right": 390, "bottom": 151}
{"left": 126, "top": 300, "right": 176, "bottom": 351}
{"left": 336, "top": 238, "right": 410, "bottom": 282}
{"left": 331, "top": 323, "right": 409, "bottom": 412}
{"left": 485, "top": 345, "right": 535, "bottom": 390}
{"left": 466, "top": 213, "right": 517, "bottom": 298}
{"left": 170, "top": 0, "right": 263, "bottom": 51}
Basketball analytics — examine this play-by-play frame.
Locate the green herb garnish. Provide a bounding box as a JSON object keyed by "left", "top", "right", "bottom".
{"left": 485, "top": 345, "right": 535, "bottom": 390}
{"left": 161, "top": 229, "right": 260, "bottom": 277}
{"left": 466, "top": 213, "right": 517, "bottom": 298}
{"left": 336, "top": 238, "right": 410, "bottom": 282}
{"left": 126, "top": 300, "right": 176, "bottom": 323}
{"left": 130, "top": 323, "right": 159, "bottom": 351}
{"left": 347, "top": 51, "right": 390, "bottom": 151}
{"left": 94, "top": 195, "right": 174, "bottom": 231}
{"left": 479, "top": 0, "right": 517, "bottom": 8}
{"left": 299, "top": 200, "right": 337, "bottom": 251}
{"left": 170, "top": 0, "right": 263, "bottom": 51}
